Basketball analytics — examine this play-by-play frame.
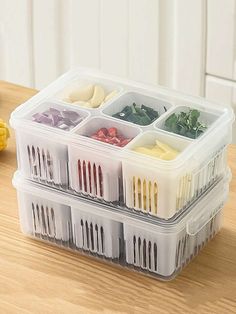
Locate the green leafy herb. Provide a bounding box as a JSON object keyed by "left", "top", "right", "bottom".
{"left": 112, "top": 103, "right": 159, "bottom": 126}
{"left": 164, "top": 108, "right": 207, "bottom": 139}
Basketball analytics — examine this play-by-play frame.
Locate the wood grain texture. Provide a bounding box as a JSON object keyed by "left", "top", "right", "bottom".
{"left": 0, "top": 81, "right": 236, "bottom": 314}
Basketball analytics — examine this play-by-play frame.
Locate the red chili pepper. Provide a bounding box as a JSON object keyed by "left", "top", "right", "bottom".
{"left": 97, "top": 128, "right": 108, "bottom": 137}
{"left": 89, "top": 127, "right": 131, "bottom": 147}
{"left": 108, "top": 127, "right": 117, "bottom": 137}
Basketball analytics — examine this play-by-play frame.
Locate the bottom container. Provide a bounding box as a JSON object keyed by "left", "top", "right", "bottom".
{"left": 13, "top": 172, "right": 229, "bottom": 280}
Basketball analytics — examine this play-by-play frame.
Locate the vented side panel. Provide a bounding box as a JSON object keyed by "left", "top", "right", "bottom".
{"left": 132, "top": 236, "right": 158, "bottom": 272}
{"left": 131, "top": 177, "right": 158, "bottom": 215}
{"left": 176, "top": 148, "right": 226, "bottom": 211}
{"left": 19, "top": 135, "right": 68, "bottom": 187}
{"left": 175, "top": 210, "right": 222, "bottom": 271}
{"left": 124, "top": 209, "right": 222, "bottom": 277}
{"left": 78, "top": 159, "right": 104, "bottom": 198}
{"left": 19, "top": 193, "right": 72, "bottom": 242}
{"left": 72, "top": 208, "right": 122, "bottom": 259}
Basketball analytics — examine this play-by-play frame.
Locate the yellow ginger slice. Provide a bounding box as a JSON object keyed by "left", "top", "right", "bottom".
{"left": 133, "top": 139, "right": 179, "bottom": 160}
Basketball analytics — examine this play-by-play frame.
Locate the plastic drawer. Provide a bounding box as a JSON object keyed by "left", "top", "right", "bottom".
{"left": 13, "top": 171, "right": 229, "bottom": 280}
{"left": 10, "top": 68, "right": 234, "bottom": 220}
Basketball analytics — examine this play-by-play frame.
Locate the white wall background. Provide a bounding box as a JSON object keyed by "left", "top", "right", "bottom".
{"left": 0, "top": 0, "right": 206, "bottom": 93}
{"left": 0, "top": 0, "right": 236, "bottom": 140}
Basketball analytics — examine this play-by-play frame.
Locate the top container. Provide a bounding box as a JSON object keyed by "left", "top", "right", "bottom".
{"left": 10, "top": 68, "right": 234, "bottom": 219}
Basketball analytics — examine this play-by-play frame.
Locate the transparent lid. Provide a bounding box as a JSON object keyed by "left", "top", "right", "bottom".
{"left": 10, "top": 68, "right": 235, "bottom": 171}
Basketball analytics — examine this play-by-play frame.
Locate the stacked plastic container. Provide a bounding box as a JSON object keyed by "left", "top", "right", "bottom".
{"left": 10, "top": 68, "right": 234, "bottom": 280}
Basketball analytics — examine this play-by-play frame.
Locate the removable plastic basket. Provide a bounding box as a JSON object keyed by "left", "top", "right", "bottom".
{"left": 10, "top": 68, "right": 234, "bottom": 219}
{"left": 16, "top": 129, "right": 69, "bottom": 188}
{"left": 71, "top": 203, "right": 122, "bottom": 258}
{"left": 122, "top": 131, "right": 228, "bottom": 218}
{"left": 68, "top": 117, "right": 140, "bottom": 202}
{"left": 13, "top": 171, "right": 229, "bottom": 280}
{"left": 16, "top": 190, "right": 71, "bottom": 242}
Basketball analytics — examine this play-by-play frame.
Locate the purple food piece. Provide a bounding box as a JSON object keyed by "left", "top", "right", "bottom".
{"left": 62, "top": 117, "right": 74, "bottom": 126}
{"left": 49, "top": 107, "right": 61, "bottom": 115}
{"left": 32, "top": 113, "right": 43, "bottom": 121}
{"left": 32, "top": 106, "right": 83, "bottom": 130}
{"left": 62, "top": 109, "right": 80, "bottom": 122}
{"left": 75, "top": 117, "right": 83, "bottom": 124}
{"left": 50, "top": 114, "right": 61, "bottom": 126}
{"left": 58, "top": 123, "right": 69, "bottom": 130}
{"left": 33, "top": 113, "right": 52, "bottom": 124}
{"left": 42, "top": 116, "right": 53, "bottom": 125}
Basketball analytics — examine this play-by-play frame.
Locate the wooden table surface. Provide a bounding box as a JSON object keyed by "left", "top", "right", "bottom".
{"left": 0, "top": 81, "right": 236, "bottom": 314}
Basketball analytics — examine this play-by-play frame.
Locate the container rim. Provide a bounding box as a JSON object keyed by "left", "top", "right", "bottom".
{"left": 12, "top": 170, "right": 230, "bottom": 234}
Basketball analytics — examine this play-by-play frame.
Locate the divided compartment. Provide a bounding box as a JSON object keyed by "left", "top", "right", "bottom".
{"left": 102, "top": 91, "right": 172, "bottom": 127}
{"left": 24, "top": 100, "right": 90, "bottom": 132}
{"left": 124, "top": 209, "right": 222, "bottom": 277}
{"left": 17, "top": 190, "right": 72, "bottom": 242}
{"left": 68, "top": 144, "right": 122, "bottom": 202}
{"left": 55, "top": 77, "right": 122, "bottom": 110}
{"left": 123, "top": 130, "right": 228, "bottom": 219}
{"left": 124, "top": 183, "right": 226, "bottom": 277}
{"left": 74, "top": 116, "right": 141, "bottom": 148}
{"left": 71, "top": 204, "right": 122, "bottom": 259}
{"left": 155, "top": 105, "right": 221, "bottom": 139}
{"left": 69, "top": 117, "right": 141, "bottom": 202}
{"left": 15, "top": 129, "right": 69, "bottom": 188}
{"left": 123, "top": 131, "right": 191, "bottom": 219}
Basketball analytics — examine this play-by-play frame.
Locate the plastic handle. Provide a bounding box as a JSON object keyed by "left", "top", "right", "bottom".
{"left": 186, "top": 202, "right": 223, "bottom": 236}
{"left": 186, "top": 169, "right": 230, "bottom": 236}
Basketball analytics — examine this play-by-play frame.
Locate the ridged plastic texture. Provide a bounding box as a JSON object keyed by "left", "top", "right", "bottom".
{"left": 10, "top": 68, "right": 234, "bottom": 220}
{"left": 13, "top": 172, "right": 229, "bottom": 280}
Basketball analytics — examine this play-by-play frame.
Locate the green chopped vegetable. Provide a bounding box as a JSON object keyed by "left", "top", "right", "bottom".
{"left": 164, "top": 108, "right": 207, "bottom": 139}
{"left": 112, "top": 103, "right": 159, "bottom": 126}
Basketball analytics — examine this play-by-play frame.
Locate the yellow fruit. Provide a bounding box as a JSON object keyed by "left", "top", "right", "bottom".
{"left": 0, "top": 119, "right": 10, "bottom": 151}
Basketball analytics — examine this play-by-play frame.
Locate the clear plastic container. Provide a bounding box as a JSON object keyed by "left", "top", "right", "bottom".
{"left": 13, "top": 171, "right": 229, "bottom": 280}
{"left": 10, "top": 68, "right": 234, "bottom": 219}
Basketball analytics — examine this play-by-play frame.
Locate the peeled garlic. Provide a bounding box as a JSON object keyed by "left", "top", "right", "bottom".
{"left": 133, "top": 140, "right": 179, "bottom": 161}
{"left": 63, "top": 97, "right": 72, "bottom": 103}
{"left": 90, "top": 85, "right": 105, "bottom": 108}
{"left": 72, "top": 101, "right": 94, "bottom": 108}
{"left": 69, "top": 84, "right": 94, "bottom": 102}
{"left": 104, "top": 90, "right": 117, "bottom": 102}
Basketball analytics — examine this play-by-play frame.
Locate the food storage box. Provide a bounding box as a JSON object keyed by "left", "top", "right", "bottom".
{"left": 10, "top": 68, "right": 234, "bottom": 219}
{"left": 13, "top": 171, "right": 229, "bottom": 280}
